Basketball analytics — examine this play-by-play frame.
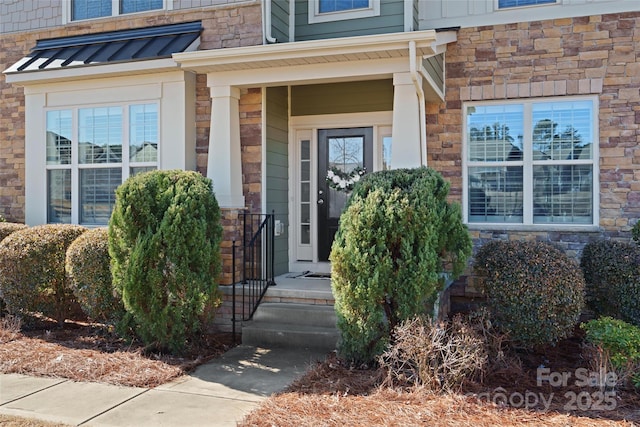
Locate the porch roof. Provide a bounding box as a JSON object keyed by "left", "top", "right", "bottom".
{"left": 174, "top": 30, "right": 456, "bottom": 89}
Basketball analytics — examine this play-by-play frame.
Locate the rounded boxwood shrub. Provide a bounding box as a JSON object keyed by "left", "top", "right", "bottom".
{"left": 331, "top": 167, "right": 472, "bottom": 363}
{"left": 581, "top": 240, "right": 640, "bottom": 326}
{"left": 474, "top": 240, "right": 585, "bottom": 348}
{"left": 0, "top": 224, "right": 87, "bottom": 326}
{"left": 0, "top": 222, "right": 28, "bottom": 243}
{"left": 66, "top": 227, "right": 123, "bottom": 324}
{"left": 109, "top": 170, "right": 223, "bottom": 353}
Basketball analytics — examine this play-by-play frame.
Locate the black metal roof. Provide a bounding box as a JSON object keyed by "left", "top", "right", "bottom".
{"left": 6, "top": 21, "right": 201, "bottom": 73}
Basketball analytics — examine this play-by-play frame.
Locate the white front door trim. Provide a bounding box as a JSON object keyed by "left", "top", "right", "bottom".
{"left": 288, "top": 111, "right": 392, "bottom": 273}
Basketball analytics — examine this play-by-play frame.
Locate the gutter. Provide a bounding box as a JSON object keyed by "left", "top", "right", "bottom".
{"left": 409, "top": 40, "right": 427, "bottom": 166}
{"left": 264, "top": 0, "right": 277, "bottom": 44}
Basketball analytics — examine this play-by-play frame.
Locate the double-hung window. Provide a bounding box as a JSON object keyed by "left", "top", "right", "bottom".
{"left": 71, "top": 0, "right": 164, "bottom": 21}
{"left": 464, "top": 97, "right": 597, "bottom": 226}
{"left": 46, "top": 103, "right": 158, "bottom": 225}
{"left": 309, "top": 0, "right": 380, "bottom": 23}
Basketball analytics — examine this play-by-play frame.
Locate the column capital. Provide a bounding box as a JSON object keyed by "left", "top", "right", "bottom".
{"left": 210, "top": 85, "right": 241, "bottom": 99}
{"left": 393, "top": 72, "right": 416, "bottom": 87}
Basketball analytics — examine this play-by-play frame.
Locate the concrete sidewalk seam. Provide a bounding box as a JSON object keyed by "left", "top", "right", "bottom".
{"left": 76, "top": 388, "right": 150, "bottom": 426}
{"left": 146, "top": 387, "right": 267, "bottom": 403}
{"left": 0, "top": 377, "right": 68, "bottom": 407}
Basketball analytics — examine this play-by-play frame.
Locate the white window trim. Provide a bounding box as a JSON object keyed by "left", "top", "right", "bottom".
{"left": 63, "top": 0, "right": 172, "bottom": 24}
{"left": 462, "top": 95, "right": 600, "bottom": 230}
{"left": 308, "top": 0, "right": 380, "bottom": 24}
{"left": 45, "top": 102, "right": 159, "bottom": 225}
{"left": 22, "top": 70, "right": 195, "bottom": 226}
{"left": 495, "top": 0, "right": 560, "bottom": 11}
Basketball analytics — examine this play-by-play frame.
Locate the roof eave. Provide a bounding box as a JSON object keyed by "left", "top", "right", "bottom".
{"left": 4, "top": 58, "right": 180, "bottom": 86}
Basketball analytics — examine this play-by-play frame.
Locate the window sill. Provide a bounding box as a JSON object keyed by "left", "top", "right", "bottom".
{"left": 466, "top": 223, "right": 602, "bottom": 233}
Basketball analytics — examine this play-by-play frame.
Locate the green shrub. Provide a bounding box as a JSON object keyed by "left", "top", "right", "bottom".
{"left": 581, "top": 240, "right": 640, "bottom": 326}
{"left": 474, "top": 240, "right": 585, "bottom": 348}
{"left": 0, "top": 224, "right": 87, "bottom": 326}
{"left": 0, "top": 222, "right": 28, "bottom": 243}
{"left": 582, "top": 317, "right": 640, "bottom": 389}
{"left": 66, "top": 228, "right": 123, "bottom": 324}
{"left": 331, "top": 167, "right": 472, "bottom": 363}
{"left": 0, "top": 214, "right": 5, "bottom": 222}
{"left": 582, "top": 317, "right": 640, "bottom": 368}
{"left": 109, "top": 170, "right": 223, "bottom": 353}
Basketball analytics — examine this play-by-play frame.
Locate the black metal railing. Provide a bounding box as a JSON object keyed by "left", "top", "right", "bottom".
{"left": 232, "top": 211, "right": 275, "bottom": 340}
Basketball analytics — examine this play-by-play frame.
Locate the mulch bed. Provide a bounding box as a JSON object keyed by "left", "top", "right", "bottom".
{"left": 240, "top": 335, "right": 640, "bottom": 427}
{"left": 0, "top": 316, "right": 235, "bottom": 388}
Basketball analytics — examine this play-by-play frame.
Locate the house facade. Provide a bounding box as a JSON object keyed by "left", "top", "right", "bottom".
{"left": 2, "top": 1, "right": 640, "bottom": 310}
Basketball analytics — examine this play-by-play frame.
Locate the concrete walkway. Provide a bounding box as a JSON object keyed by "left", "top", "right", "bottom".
{"left": 0, "top": 345, "right": 328, "bottom": 426}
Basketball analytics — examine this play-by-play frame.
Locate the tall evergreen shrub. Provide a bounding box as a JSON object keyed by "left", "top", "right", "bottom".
{"left": 330, "top": 167, "right": 472, "bottom": 363}
{"left": 109, "top": 170, "right": 223, "bottom": 353}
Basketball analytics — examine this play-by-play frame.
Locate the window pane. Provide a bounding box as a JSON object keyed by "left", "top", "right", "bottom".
{"left": 533, "top": 165, "right": 593, "bottom": 224}
{"left": 532, "top": 101, "right": 593, "bottom": 161}
{"left": 48, "top": 170, "right": 71, "bottom": 223}
{"left": 130, "top": 166, "right": 156, "bottom": 176}
{"left": 79, "top": 107, "right": 123, "bottom": 164}
{"left": 382, "top": 136, "right": 392, "bottom": 170}
{"left": 46, "top": 110, "right": 72, "bottom": 165}
{"left": 498, "top": 0, "right": 555, "bottom": 8}
{"left": 129, "top": 104, "right": 158, "bottom": 163}
{"left": 300, "top": 225, "right": 310, "bottom": 244}
{"left": 469, "top": 166, "right": 523, "bottom": 223}
{"left": 467, "top": 104, "right": 524, "bottom": 162}
{"left": 121, "top": 0, "right": 163, "bottom": 14}
{"left": 319, "top": 0, "right": 369, "bottom": 13}
{"left": 80, "top": 168, "right": 122, "bottom": 225}
{"left": 72, "top": 0, "right": 111, "bottom": 20}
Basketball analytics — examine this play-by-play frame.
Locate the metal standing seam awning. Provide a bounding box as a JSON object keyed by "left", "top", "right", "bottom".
{"left": 4, "top": 21, "right": 202, "bottom": 76}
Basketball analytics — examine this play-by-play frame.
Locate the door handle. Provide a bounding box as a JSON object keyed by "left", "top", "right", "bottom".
{"left": 317, "top": 199, "right": 324, "bottom": 205}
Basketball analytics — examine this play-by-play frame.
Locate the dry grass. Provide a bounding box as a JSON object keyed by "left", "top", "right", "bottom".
{"left": 0, "top": 415, "right": 70, "bottom": 427}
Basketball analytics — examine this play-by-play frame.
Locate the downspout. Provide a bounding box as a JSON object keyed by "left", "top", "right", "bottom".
{"left": 264, "top": 0, "right": 277, "bottom": 44}
{"left": 409, "top": 40, "right": 427, "bottom": 166}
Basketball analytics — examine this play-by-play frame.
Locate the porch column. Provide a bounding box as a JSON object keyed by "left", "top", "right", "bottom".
{"left": 391, "top": 72, "right": 423, "bottom": 168}
{"left": 207, "top": 84, "right": 245, "bottom": 208}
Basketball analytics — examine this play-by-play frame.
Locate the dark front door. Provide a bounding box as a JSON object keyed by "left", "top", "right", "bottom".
{"left": 317, "top": 127, "right": 373, "bottom": 261}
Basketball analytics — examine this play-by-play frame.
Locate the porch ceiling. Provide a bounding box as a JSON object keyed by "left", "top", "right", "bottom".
{"left": 174, "top": 30, "right": 456, "bottom": 75}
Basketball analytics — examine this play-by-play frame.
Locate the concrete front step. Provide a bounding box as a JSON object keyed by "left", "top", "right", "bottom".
{"left": 241, "top": 303, "right": 339, "bottom": 351}
{"left": 251, "top": 303, "right": 337, "bottom": 328}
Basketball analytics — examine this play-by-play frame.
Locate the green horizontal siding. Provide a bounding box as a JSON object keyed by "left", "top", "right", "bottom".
{"left": 271, "top": 0, "right": 290, "bottom": 42}
{"left": 291, "top": 80, "right": 393, "bottom": 116}
{"left": 266, "top": 87, "right": 289, "bottom": 276}
{"left": 423, "top": 54, "right": 444, "bottom": 93}
{"left": 294, "top": 0, "right": 405, "bottom": 41}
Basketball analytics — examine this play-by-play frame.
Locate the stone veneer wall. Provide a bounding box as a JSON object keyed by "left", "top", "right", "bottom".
{"left": 0, "top": 2, "right": 262, "bottom": 223}
{"left": 426, "top": 12, "right": 640, "bottom": 311}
